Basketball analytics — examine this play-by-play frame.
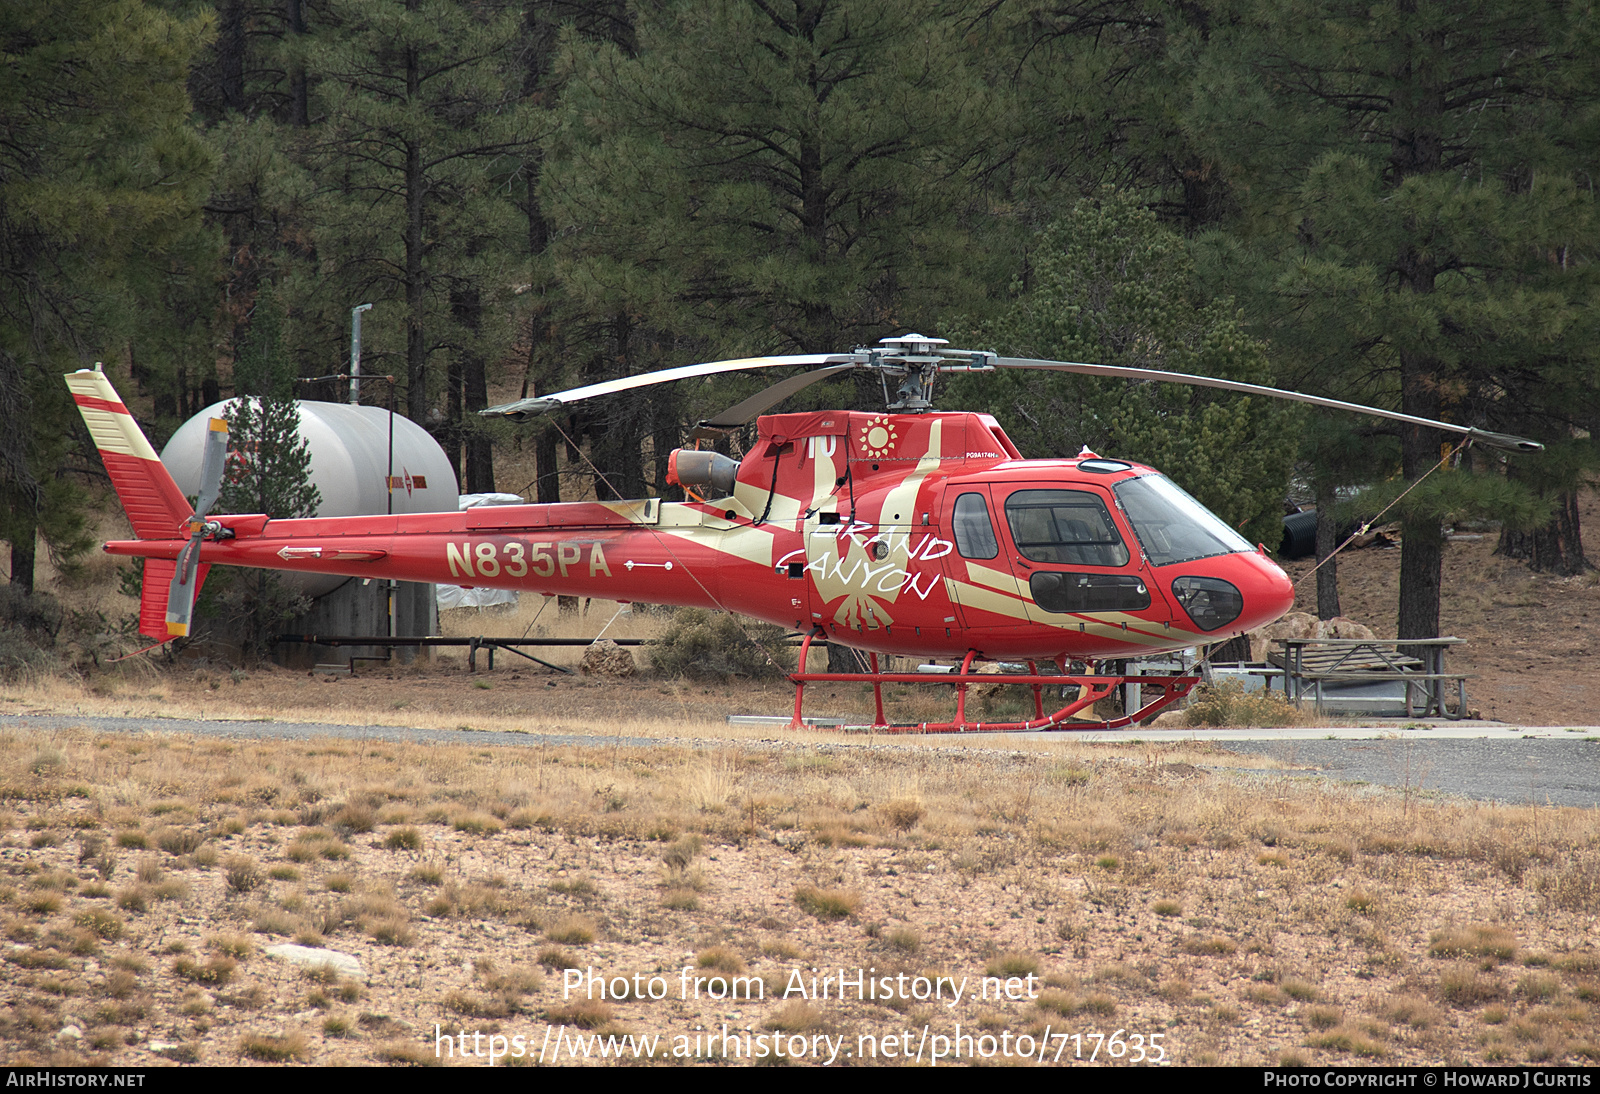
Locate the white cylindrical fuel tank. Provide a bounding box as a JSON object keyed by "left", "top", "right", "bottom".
{"left": 162, "top": 400, "right": 458, "bottom": 597}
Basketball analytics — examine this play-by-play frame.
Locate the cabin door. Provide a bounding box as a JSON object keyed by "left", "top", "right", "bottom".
{"left": 939, "top": 486, "right": 1029, "bottom": 631}
{"left": 989, "top": 483, "right": 1172, "bottom": 629}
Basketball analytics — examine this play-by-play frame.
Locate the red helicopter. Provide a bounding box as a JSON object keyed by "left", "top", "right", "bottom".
{"left": 67, "top": 335, "right": 1540, "bottom": 733}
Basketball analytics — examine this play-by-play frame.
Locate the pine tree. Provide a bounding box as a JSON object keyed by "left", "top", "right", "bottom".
{"left": 0, "top": 0, "right": 215, "bottom": 591}
{"left": 221, "top": 296, "right": 320, "bottom": 520}
{"left": 978, "top": 0, "right": 1240, "bottom": 232}
{"left": 305, "top": 0, "right": 547, "bottom": 467}
{"left": 952, "top": 190, "right": 1301, "bottom": 547}
{"left": 1189, "top": 0, "right": 1600, "bottom": 636}
{"left": 537, "top": 0, "right": 999, "bottom": 503}
{"left": 544, "top": 0, "right": 994, "bottom": 355}
{"left": 216, "top": 294, "right": 320, "bottom": 654}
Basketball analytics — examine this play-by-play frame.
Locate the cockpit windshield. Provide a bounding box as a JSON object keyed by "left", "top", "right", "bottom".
{"left": 1112, "top": 474, "right": 1254, "bottom": 566}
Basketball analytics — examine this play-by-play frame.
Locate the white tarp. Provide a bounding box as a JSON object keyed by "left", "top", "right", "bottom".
{"left": 436, "top": 493, "right": 525, "bottom": 610}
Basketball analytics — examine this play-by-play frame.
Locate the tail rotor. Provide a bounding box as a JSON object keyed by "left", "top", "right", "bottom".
{"left": 165, "top": 417, "right": 229, "bottom": 638}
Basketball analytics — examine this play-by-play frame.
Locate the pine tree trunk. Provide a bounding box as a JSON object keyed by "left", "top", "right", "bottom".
{"left": 464, "top": 355, "right": 494, "bottom": 494}
{"left": 216, "top": 0, "right": 247, "bottom": 113}
{"left": 444, "top": 354, "right": 462, "bottom": 485}
{"left": 287, "top": 0, "right": 310, "bottom": 128}
{"left": 535, "top": 426, "right": 561, "bottom": 505}
{"left": 450, "top": 284, "right": 493, "bottom": 494}
{"left": 9, "top": 520, "right": 35, "bottom": 594}
{"left": 1206, "top": 635, "right": 1252, "bottom": 663}
{"left": 652, "top": 399, "right": 679, "bottom": 498}
{"left": 1397, "top": 518, "right": 1443, "bottom": 639}
{"left": 404, "top": 34, "right": 427, "bottom": 424}
{"left": 1314, "top": 480, "right": 1341, "bottom": 620}
{"left": 1496, "top": 491, "right": 1590, "bottom": 575}
{"left": 405, "top": 136, "right": 426, "bottom": 424}
{"left": 826, "top": 638, "right": 858, "bottom": 674}
{"left": 1391, "top": 11, "right": 1447, "bottom": 642}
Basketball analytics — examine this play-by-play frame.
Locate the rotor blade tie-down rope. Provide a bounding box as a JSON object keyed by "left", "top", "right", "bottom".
{"left": 519, "top": 590, "right": 551, "bottom": 640}
{"left": 752, "top": 444, "right": 782, "bottom": 527}
{"left": 1293, "top": 436, "right": 1470, "bottom": 594}
{"left": 1178, "top": 439, "right": 1473, "bottom": 681}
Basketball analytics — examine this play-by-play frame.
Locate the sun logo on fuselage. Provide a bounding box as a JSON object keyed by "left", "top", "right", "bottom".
{"left": 858, "top": 415, "right": 898, "bottom": 459}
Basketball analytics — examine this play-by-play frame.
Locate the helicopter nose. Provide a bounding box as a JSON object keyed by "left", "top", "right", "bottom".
{"left": 1225, "top": 549, "right": 1296, "bottom": 633}
{"left": 1165, "top": 550, "right": 1295, "bottom": 638}
{"left": 1249, "top": 551, "right": 1297, "bottom": 627}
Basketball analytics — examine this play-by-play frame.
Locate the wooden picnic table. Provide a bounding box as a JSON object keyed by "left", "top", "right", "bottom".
{"left": 1268, "top": 637, "right": 1471, "bottom": 720}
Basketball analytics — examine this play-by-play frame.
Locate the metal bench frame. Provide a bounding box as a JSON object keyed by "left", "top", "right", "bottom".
{"left": 1270, "top": 637, "right": 1471, "bottom": 720}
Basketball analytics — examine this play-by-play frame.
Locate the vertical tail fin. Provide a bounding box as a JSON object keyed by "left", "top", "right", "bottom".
{"left": 66, "top": 367, "right": 208, "bottom": 641}
{"left": 65, "top": 367, "right": 191, "bottom": 540}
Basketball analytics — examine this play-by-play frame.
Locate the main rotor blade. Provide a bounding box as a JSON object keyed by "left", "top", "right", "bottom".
{"left": 690, "top": 364, "right": 855, "bottom": 438}
{"left": 993, "top": 358, "right": 1545, "bottom": 453}
{"left": 193, "top": 417, "right": 229, "bottom": 518}
{"left": 481, "top": 354, "right": 853, "bottom": 421}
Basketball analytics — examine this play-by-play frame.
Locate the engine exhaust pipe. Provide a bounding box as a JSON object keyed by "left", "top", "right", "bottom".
{"left": 666, "top": 449, "right": 740, "bottom": 496}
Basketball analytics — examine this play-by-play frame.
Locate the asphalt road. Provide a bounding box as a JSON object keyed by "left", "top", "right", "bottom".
{"left": 7, "top": 714, "right": 1598, "bottom": 809}
{"left": 1213, "top": 737, "right": 1600, "bottom": 809}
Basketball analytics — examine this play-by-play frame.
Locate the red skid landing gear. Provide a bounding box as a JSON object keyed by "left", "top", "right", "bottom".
{"left": 787, "top": 633, "right": 1198, "bottom": 733}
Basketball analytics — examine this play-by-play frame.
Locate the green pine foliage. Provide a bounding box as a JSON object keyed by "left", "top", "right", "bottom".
{"left": 220, "top": 297, "right": 319, "bottom": 521}
{"left": 531, "top": 0, "right": 1002, "bottom": 496}
{"left": 215, "top": 296, "right": 319, "bottom": 657}
{"left": 210, "top": 384, "right": 318, "bottom": 655}
{"left": 0, "top": 0, "right": 214, "bottom": 590}
{"left": 953, "top": 190, "right": 1300, "bottom": 547}
{"left": 304, "top": 0, "right": 546, "bottom": 425}
{"left": 1186, "top": 0, "right": 1600, "bottom": 626}
{"left": 544, "top": 0, "right": 993, "bottom": 357}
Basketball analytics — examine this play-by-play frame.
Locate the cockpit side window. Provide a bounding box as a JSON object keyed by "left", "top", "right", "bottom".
{"left": 1004, "top": 489, "right": 1130, "bottom": 567}
{"left": 952, "top": 492, "right": 999, "bottom": 559}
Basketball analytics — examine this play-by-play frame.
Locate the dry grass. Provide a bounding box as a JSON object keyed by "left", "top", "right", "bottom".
{"left": 1183, "top": 679, "right": 1303, "bottom": 727}
{"left": 545, "top": 916, "right": 596, "bottom": 945}
{"left": 383, "top": 826, "right": 422, "bottom": 851}
{"left": 793, "top": 886, "right": 860, "bottom": 921}
{"left": 223, "top": 856, "right": 263, "bottom": 894}
{"left": 1438, "top": 964, "right": 1505, "bottom": 1006}
{"left": 984, "top": 951, "right": 1039, "bottom": 978}
{"left": 1429, "top": 924, "right": 1518, "bottom": 961}
{"left": 542, "top": 999, "right": 615, "bottom": 1029}
{"left": 239, "top": 1031, "right": 306, "bottom": 1061}
{"left": 764, "top": 1001, "right": 830, "bottom": 1033}
{"left": 0, "top": 716, "right": 1595, "bottom": 1067}
{"left": 173, "top": 955, "right": 236, "bottom": 984}
{"left": 695, "top": 945, "right": 746, "bottom": 975}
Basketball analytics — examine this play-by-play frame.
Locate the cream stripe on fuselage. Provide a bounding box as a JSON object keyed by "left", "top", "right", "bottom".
{"left": 944, "top": 577, "right": 1180, "bottom": 649}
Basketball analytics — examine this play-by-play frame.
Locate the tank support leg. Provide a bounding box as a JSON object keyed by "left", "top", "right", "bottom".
{"left": 953, "top": 649, "right": 979, "bottom": 729}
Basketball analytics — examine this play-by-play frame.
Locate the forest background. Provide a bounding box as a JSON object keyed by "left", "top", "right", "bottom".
{"left": 3, "top": 0, "right": 1599, "bottom": 642}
